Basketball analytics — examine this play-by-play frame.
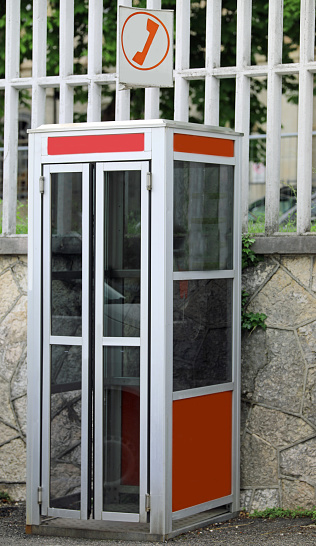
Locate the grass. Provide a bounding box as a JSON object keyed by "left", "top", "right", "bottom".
{"left": 248, "top": 212, "right": 316, "bottom": 234}
{"left": 0, "top": 199, "right": 28, "bottom": 234}
{"left": 250, "top": 506, "right": 316, "bottom": 521}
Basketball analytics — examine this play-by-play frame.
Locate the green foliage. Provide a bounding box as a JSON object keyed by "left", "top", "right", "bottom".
{"left": 241, "top": 235, "right": 267, "bottom": 333}
{"left": 248, "top": 214, "right": 265, "bottom": 234}
{"left": 16, "top": 201, "right": 28, "bottom": 234}
{"left": 0, "top": 200, "right": 28, "bottom": 234}
{"left": 250, "top": 506, "right": 316, "bottom": 521}
{"left": 241, "top": 291, "right": 267, "bottom": 333}
{"left": 242, "top": 235, "right": 262, "bottom": 269}
{"left": 248, "top": 215, "right": 316, "bottom": 234}
{"left": 0, "top": 490, "right": 12, "bottom": 503}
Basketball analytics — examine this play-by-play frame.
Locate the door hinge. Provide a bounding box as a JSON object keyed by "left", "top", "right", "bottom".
{"left": 37, "top": 486, "right": 43, "bottom": 504}
{"left": 146, "top": 172, "right": 152, "bottom": 191}
{"left": 145, "top": 493, "right": 151, "bottom": 512}
{"left": 39, "top": 176, "right": 45, "bottom": 194}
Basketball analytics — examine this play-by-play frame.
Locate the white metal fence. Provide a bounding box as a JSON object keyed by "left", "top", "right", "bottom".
{"left": 1, "top": 0, "right": 316, "bottom": 235}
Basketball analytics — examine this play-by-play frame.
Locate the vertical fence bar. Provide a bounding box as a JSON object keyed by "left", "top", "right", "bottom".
{"left": 32, "top": 0, "right": 47, "bottom": 129}
{"left": 296, "top": 0, "right": 315, "bottom": 234}
{"left": 2, "top": 0, "right": 20, "bottom": 235}
{"left": 59, "top": 0, "right": 74, "bottom": 123}
{"left": 145, "top": 88, "right": 160, "bottom": 120}
{"left": 87, "top": 0, "right": 103, "bottom": 122}
{"left": 204, "top": 0, "right": 221, "bottom": 126}
{"left": 235, "top": 0, "right": 252, "bottom": 233}
{"left": 116, "top": 0, "right": 131, "bottom": 121}
{"left": 265, "top": 0, "right": 283, "bottom": 235}
{"left": 174, "top": 0, "right": 190, "bottom": 122}
{"left": 144, "top": 0, "right": 161, "bottom": 120}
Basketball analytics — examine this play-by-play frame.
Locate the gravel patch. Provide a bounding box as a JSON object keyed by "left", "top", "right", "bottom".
{"left": 1, "top": 503, "right": 316, "bottom": 545}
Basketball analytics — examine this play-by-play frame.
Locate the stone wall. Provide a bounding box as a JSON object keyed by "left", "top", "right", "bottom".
{"left": 241, "top": 254, "right": 316, "bottom": 512}
{"left": 1, "top": 250, "right": 316, "bottom": 512}
{"left": 0, "top": 255, "right": 27, "bottom": 501}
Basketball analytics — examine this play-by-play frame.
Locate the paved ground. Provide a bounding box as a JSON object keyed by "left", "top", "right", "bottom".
{"left": 1, "top": 502, "right": 316, "bottom": 545}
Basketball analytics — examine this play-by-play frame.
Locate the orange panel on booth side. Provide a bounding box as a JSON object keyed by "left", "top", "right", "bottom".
{"left": 172, "top": 391, "right": 232, "bottom": 513}
{"left": 173, "top": 133, "right": 234, "bottom": 157}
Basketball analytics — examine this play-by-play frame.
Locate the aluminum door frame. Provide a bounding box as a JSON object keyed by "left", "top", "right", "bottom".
{"left": 42, "top": 163, "right": 90, "bottom": 520}
{"left": 94, "top": 161, "right": 150, "bottom": 523}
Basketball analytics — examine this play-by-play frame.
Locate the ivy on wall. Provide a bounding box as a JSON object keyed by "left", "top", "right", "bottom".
{"left": 241, "top": 235, "right": 267, "bottom": 334}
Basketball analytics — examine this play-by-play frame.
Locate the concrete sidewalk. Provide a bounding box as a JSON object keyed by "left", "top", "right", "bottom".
{"left": 1, "top": 503, "right": 316, "bottom": 545}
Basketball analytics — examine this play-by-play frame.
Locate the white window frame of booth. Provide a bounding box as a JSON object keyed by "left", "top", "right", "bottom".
{"left": 1, "top": 0, "right": 315, "bottom": 238}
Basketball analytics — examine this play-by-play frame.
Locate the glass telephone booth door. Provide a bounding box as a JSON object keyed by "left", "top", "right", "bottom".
{"left": 41, "top": 161, "right": 149, "bottom": 522}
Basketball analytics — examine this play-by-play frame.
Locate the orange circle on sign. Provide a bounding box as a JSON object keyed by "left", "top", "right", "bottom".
{"left": 121, "top": 11, "right": 170, "bottom": 71}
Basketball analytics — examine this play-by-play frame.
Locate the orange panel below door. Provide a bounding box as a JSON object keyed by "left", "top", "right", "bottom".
{"left": 172, "top": 391, "right": 232, "bottom": 513}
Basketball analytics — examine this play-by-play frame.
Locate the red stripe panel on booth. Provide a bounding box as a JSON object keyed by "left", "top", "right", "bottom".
{"left": 174, "top": 133, "right": 234, "bottom": 157}
{"left": 172, "top": 391, "right": 232, "bottom": 513}
{"left": 47, "top": 133, "right": 145, "bottom": 155}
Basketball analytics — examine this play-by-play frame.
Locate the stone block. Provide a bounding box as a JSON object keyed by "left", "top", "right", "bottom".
{"left": 11, "top": 354, "right": 27, "bottom": 400}
{"left": 298, "top": 322, "right": 316, "bottom": 366}
{"left": 240, "top": 490, "right": 253, "bottom": 511}
{"left": 0, "top": 257, "right": 17, "bottom": 273}
{"left": 0, "top": 483, "right": 26, "bottom": 502}
{"left": 241, "top": 433, "right": 278, "bottom": 487}
{"left": 12, "top": 260, "right": 27, "bottom": 293}
{"left": 0, "top": 296, "right": 27, "bottom": 345}
{"left": 242, "top": 258, "right": 277, "bottom": 298}
{"left": 0, "top": 439, "right": 26, "bottom": 482}
{"left": 0, "top": 344, "right": 24, "bottom": 382}
{"left": 248, "top": 406, "right": 314, "bottom": 448}
{"left": 241, "top": 328, "right": 267, "bottom": 397}
{"left": 254, "top": 329, "right": 305, "bottom": 413}
{"left": 0, "top": 270, "right": 20, "bottom": 321}
{"left": 311, "top": 258, "right": 316, "bottom": 292}
{"left": 251, "top": 488, "right": 279, "bottom": 512}
{"left": 0, "top": 422, "right": 17, "bottom": 445}
{"left": 13, "top": 395, "right": 27, "bottom": 437}
{"left": 281, "top": 479, "right": 315, "bottom": 510}
{"left": 282, "top": 257, "right": 311, "bottom": 288}
{"left": 240, "top": 401, "right": 251, "bottom": 436}
{"left": 0, "top": 376, "right": 15, "bottom": 427}
{"left": 280, "top": 438, "right": 316, "bottom": 483}
{"left": 302, "top": 367, "right": 316, "bottom": 426}
{"left": 248, "top": 268, "right": 316, "bottom": 328}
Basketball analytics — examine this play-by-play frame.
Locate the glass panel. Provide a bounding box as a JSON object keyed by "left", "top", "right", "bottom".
{"left": 50, "top": 345, "right": 82, "bottom": 510}
{"left": 103, "top": 171, "right": 141, "bottom": 337}
{"left": 51, "top": 172, "right": 82, "bottom": 336}
{"left": 173, "top": 279, "right": 232, "bottom": 391}
{"left": 174, "top": 161, "right": 234, "bottom": 271}
{"left": 103, "top": 346, "right": 140, "bottom": 513}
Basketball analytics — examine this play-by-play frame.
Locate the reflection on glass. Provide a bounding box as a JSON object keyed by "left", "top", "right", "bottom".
{"left": 103, "top": 171, "right": 141, "bottom": 337}
{"left": 50, "top": 345, "right": 82, "bottom": 510}
{"left": 174, "top": 161, "right": 234, "bottom": 271}
{"left": 103, "top": 346, "right": 140, "bottom": 513}
{"left": 51, "top": 172, "right": 82, "bottom": 337}
{"left": 173, "top": 280, "right": 232, "bottom": 391}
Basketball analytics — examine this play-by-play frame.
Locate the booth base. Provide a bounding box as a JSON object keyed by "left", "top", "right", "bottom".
{"left": 26, "top": 507, "right": 236, "bottom": 542}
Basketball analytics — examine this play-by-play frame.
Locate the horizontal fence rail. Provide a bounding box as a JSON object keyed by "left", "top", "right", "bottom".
{"left": 1, "top": 0, "right": 315, "bottom": 235}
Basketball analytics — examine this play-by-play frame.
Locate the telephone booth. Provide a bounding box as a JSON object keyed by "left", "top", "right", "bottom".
{"left": 26, "top": 120, "right": 242, "bottom": 541}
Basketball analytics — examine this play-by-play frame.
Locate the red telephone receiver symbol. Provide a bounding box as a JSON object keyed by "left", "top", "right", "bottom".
{"left": 132, "top": 18, "right": 159, "bottom": 66}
